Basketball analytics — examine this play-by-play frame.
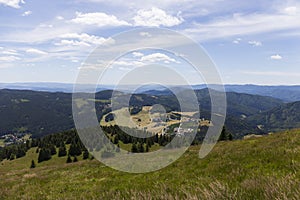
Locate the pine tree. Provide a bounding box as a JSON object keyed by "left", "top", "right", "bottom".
{"left": 16, "top": 147, "right": 26, "bottom": 158}
{"left": 113, "top": 135, "right": 119, "bottom": 144}
{"left": 73, "top": 156, "right": 78, "bottom": 162}
{"left": 69, "top": 142, "right": 82, "bottom": 156}
{"left": 131, "top": 143, "right": 138, "bottom": 153}
{"left": 50, "top": 145, "right": 57, "bottom": 155}
{"left": 38, "top": 148, "right": 51, "bottom": 163}
{"left": 58, "top": 146, "right": 67, "bottom": 157}
{"left": 66, "top": 155, "right": 72, "bottom": 163}
{"left": 218, "top": 126, "right": 233, "bottom": 141}
{"left": 228, "top": 133, "right": 233, "bottom": 141}
{"left": 83, "top": 150, "right": 89, "bottom": 160}
{"left": 138, "top": 142, "right": 144, "bottom": 153}
{"left": 30, "top": 160, "right": 36, "bottom": 168}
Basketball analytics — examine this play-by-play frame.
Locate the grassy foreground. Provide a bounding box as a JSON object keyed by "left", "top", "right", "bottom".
{"left": 0, "top": 130, "right": 299, "bottom": 200}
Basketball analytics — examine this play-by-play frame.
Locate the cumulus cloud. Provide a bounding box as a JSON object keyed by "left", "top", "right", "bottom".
{"left": 55, "top": 33, "right": 114, "bottom": 47}
{"left": 0, "top": 0, "right": 25, "bottom": 9}
{"left": 112, "top": 52, "right": 179, "bottom": 68}
{"left": 132, "top": 52, "right": 144, "bottom": 57}
{"left": 248, "top": 40, "right": 262, "bottom": 46}
{"left": 70, "top": 12, "right": 131, "bottom": 27}
{"left": 26, "top": 48, "right": 48, "bottom": 55}
{"left": 22, "top": 10, "right": 32, "bottom": 16}
{"left": 133, "top": 7, "right": 183, "bottom": 27}
{"left": 140, "top": 53, "right": 179, "bottom": 64}
{"left": 270, "top": 54, "right": 282, "bottom": 60}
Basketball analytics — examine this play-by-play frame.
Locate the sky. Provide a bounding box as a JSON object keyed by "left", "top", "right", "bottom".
{"left": 0, "top": 0, "right": 300, "bottom": 85}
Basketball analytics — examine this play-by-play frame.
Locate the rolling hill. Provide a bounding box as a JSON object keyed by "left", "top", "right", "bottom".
{"left": 248, "top": 101, "right": 300, "bottom": 132}
{"left": 0, "top": 129, "right": 299, "bottom": 199}
{"left": 0, "top": 88, "right": 298, "bottom": 138}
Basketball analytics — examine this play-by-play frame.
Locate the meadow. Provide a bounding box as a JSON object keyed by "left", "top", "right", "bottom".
{"left": 0, "top": 129, "right": 299, "bottom": 199}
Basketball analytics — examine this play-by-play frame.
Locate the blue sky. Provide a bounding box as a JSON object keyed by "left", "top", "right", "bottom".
{"left": 0, "top": 0, "right": 299, "bottom": 85}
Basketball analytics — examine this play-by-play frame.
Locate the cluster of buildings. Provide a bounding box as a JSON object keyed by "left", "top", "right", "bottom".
{"left": 0, "top": 133, "right": 28, "bottom": 146}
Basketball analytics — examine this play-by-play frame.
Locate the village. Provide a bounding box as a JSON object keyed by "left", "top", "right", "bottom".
{"left": 0, "top": 132, "right": 30, "bottom": 147}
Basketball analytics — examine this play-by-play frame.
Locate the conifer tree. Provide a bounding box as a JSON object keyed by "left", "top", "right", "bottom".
{"left": 138, "top": 142, "right": 144, "bottom": 153}
{"left": 66, "top": 155, "right": 72, "bottom": 163}
{"left": 73, "top": 156, "right": 78, "bottom": 162}
{"left": 58, "top": 146, "right": 67, "bottom": 157}
{"left": 131, "top": 143, "right": 138, "bottom": 153}
{"left": 30, "top": 160, "right": 36, "bottom": 168}
{"left": 83, "top": 150, "right": 89, "bottom": 160}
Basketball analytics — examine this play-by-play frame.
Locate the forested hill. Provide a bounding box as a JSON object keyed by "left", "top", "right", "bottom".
{"left": 0, "top": 89, "right": 74, "bottom": 137}
{"left": 249, "top": 101, "right": 300, "bottom": 132}
{"left": 0, "top": 88, "right": 298, "bottom": 138}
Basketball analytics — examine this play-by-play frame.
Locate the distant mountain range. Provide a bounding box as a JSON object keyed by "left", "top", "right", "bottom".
{"left": 1, "top": 87, "right": 300, "bottom": 138}
{"left": 1, "top": 83, "right": 300, "bottom": 102}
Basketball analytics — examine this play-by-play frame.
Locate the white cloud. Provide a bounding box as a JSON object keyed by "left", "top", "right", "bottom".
{"left": 113, "top": 60, "right": 144, "bottom": 67}
{"left": 140, "top": 53, "right": 179, "bottom": 64}
{"left": 55, "top": 33, "right": 114, "bottom": 47}
{"left": 71, "top": 12, "right": 131, "bottom": 27}
{"left": 56, "top": 16, "right": 64, "bottom": 20}
{"left": 22, "top": 10, "right": 32, "bottom": 16}
{"left": 1, "top": 49, "right": 19, "bottom": 55}
{"left": 111, "top": 53, "right": 179, "bottom": 69}
{"left": 248, "top": 40, "right": 262, "bottom": 46}
{"left": 133, "top": 7, "right": 183, "bottom": 27}
{"left": 283, "top": 6, "right": 298, "bottom": 15}
{"left": 184, "top": 8, "right": 300, "bottom": 41}
{"left": 0, "top": 55, "right": 20, "bottom": 62}
{"left": 0, "top": 0, "right": 25, "bottom": 9}
{"left": 132, "top": 52, "right": 144, "bottom": 57}
{"left": 270, "top": 54, "right": 282, "bottom": 60}
{"left": 233, "top": 38, "right": 242, "bottom": 44}
{"left": 55, "top": 39, "right": 90, "bottom": 47}
{"left": 26, "top": 48, "right": 48, "bottom": 55}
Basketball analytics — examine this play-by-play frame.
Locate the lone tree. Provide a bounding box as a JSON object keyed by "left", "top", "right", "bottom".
{"left": 30, "top": 160, "right": 36, "bottom": 169}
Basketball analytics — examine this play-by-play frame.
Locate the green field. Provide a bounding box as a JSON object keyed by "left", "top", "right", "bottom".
{"left": 0, "top": 130, "right": 299, "bottom": 199}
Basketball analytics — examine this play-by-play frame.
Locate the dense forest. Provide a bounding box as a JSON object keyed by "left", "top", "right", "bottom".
{"left": 0, "top": 125, "right": 232, "bottom": 164}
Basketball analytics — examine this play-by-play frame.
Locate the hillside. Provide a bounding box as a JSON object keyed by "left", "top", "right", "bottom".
{"left": 0, "top": 129, "right": 299, "bottom": 199}
{"left": 0, "top": 88, "right": 288, "bottom": 138}
{"left": 249, "top": 101, "right": 300, "bottom": 132}
{"left": 224, "top": 85, "right": 300, "bottom": 102}
{"left": 0, "top": 89, "right": 74, "bottom": 137}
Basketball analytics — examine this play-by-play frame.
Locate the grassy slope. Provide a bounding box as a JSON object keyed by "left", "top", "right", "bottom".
{"left": 0, "top": 130, "right": 299, "bottom": 200}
